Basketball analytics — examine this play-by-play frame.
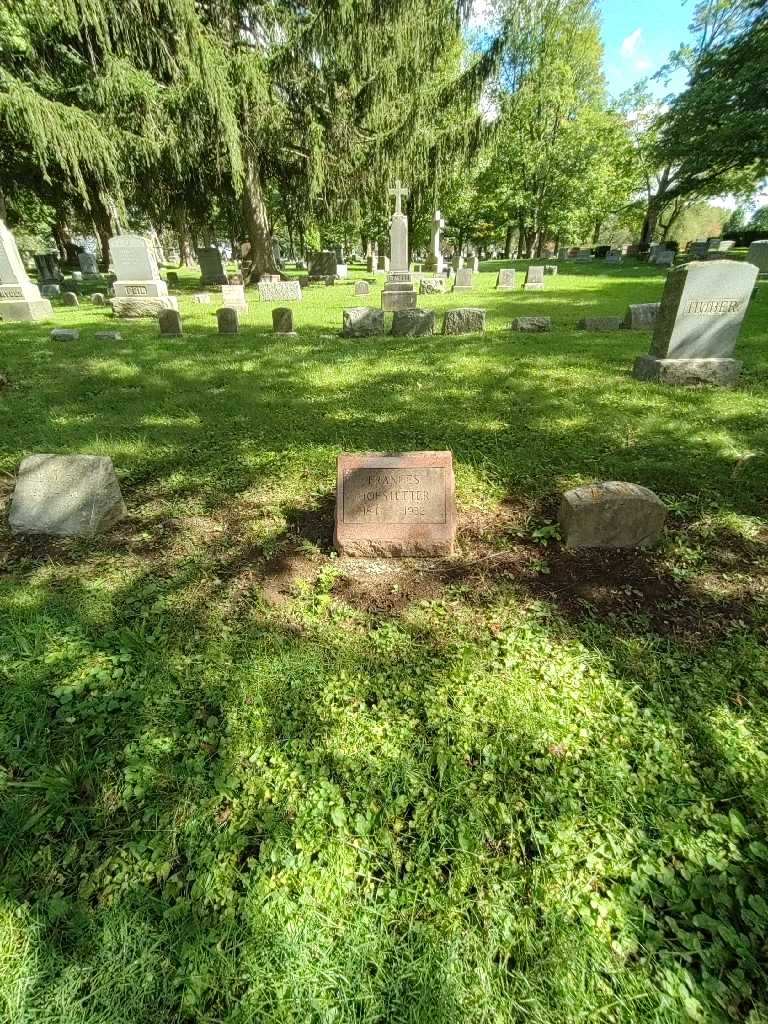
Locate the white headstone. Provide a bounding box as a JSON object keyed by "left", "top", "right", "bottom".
{"left": 388, "top": 180, "right": 409, "bottom": 273}
{"left": 108, "top": 233, "right": 177, "bottom": 316}
{"left": 0, "top": 220, "right": 52, "bottom": 320}
{"left": 428, "top": 210, "right": 445, "bottom": 274}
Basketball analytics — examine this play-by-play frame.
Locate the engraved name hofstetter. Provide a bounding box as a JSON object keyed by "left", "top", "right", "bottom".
{"left": 343, "top": 466, "right": 446, "bottom": 524}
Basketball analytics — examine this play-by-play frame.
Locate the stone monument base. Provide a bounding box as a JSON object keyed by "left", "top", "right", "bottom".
{"left": 633, "top": 355, "right": 742, "bottom": 386}
{"left": 381, "top": 277, "right": 417, "bottom": 311}
{"left": 113, "top": 280, "right": 169, "bottom": 298}
{"left": 0, "top": 298, "right": 53, "bottom": 322}
{"left": 111, "top": 296, "right": 179, "bottom": 318}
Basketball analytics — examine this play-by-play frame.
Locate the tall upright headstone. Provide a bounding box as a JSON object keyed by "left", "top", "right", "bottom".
{"left": 381, "top": 180, "right": 417, "bottom": 312}
{"left": 0, "top": 220, "right": 53, "bottom": 322}
{"left": 424, "top": 210, "right": 445, "bottom": 274}
{"left": 197, "top": 247, "right": 227, "bottom": 286}
{"left": 109, "top": 234, "right": 178, "bottom": 318}
{"left": 632, "top": 260, "right": 758, "bottom": 385}
{"left": 746, "top": 240, "right": 768, "bottom": 276}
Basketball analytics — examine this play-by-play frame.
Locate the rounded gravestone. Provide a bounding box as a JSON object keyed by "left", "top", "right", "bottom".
{"left": 159, "top": 308, "right": 183, "bottom": 336}
{"left": 62, "top": 292, "right": 79, "bottom": 307}
{"left": 272, "top": 307, "right": 295, "bottom": 335}
{"left": 91, "top": 292, "right": 106, "bottom": 305}
{"left": 354, "top": 280, "right": 370, "bottom": 296}
{"left": 559, "top": 482, "right": 666, "bottom": 548}
{"left": 218, "top": 306, "right": 239, "bottom": 334}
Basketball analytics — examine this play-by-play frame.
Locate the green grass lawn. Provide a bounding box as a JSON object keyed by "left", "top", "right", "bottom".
{"left": 1, "top": 260, "right": 767, "bottom": 1023}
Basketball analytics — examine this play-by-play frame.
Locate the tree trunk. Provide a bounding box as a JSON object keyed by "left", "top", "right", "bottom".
{"left": 0, "top": 185, "right": 7, "bottom": 223}
{"left": 91, "top": 195, "right": 115, "bottom": 271}
{"left": 504, "top": 224, "right": 513, "bottom": 259}
{"left": 174, "top": 204, "right": 194, "bottom": 267}
{"left": 639, "top": 202, "right": 661, "bottom": 249}
{"left": 516, "top": 216, "right": 526, "bottom": 258}
{"left": 242, "top": 149, "right": 278, "bottom": 281}
{"left": 592, "top": 220, "right": 602, "bottom": 244}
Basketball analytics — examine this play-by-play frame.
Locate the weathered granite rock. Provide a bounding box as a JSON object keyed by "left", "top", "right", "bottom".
{"left": 51, "top": 328, "right": 79, "bottom": 342}
{"left": 272, "top": 307, "right": 295, "bottom": 335}
{"left": 111, "top": 296, "right": 178, "bottom": 318}
{"left": 419, "top": 278, "right": 445, "bottom": 295}
{"left": 258, "top": 280, "right": 302, "bottom": 302}
{"left": 334, "top": 450, "right": 455, "bottom": 557}
{"left": 9, "top": 454, "right": 127, "bottom": 538}
{"left": 577, "top": 316, "right": 623, "bottom": 331}
{"left": 218, "top": 306, "right": 239, "bottom": 334}
{"left": 159, "top": 309, "right": 183, "bottom": 336}
{"left": 392, "top": 309, "right": 435, "bottom": 337}
{"left": 354, "top": 280, "right": 370, "bottom": 296}
{"left": 443, "top": 308, "right": 485, "bottom": 335}
{"left": 62, "top": 292, "right": 79, "bottom": 306}
{"left": 510, "top": 317, "right": 551, "bottom": 332}
{"left": 622, "top": 303, "right": 660, "bottom": 330}
{"left": 342, "top": 307, "right": 384, "bottom": 337}
{"left": 559, "top": 481, "right": 666, "bottom": 548}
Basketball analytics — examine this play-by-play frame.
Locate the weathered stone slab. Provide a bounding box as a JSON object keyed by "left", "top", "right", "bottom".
{"left": 9, "top": 454, "right": 127, "bottom": 538}
{"left": 443, "top": 308, "right": 485, "bottom": 335}
{"left": 578, "top": 316, "right": 623, "bottom": 331}
{"left": 632, "top": 355, "right": 742, "bottom": 386}
{"left": 524, "top": 266, "right": 544, "bottom": 290}
{"left": 51, "top": 328, "right": 79, "bottom": 342}
{"left": 342, "top": 307, "right": 384, "bottom": 337}
{"left": 62, "top": 292, "right": 79, "bottom": 306}
{"left": 221, "top": 284, "right": 247, "bottom": 310}
{"left": 559, "top": 481, "right": 666, "bottom": 548}
{"left": 159, "top": 309, "right": 183, "bottom": 336}
{"left": 197, "top": 247, "right": 227, "bottom": 285}
{"left": 453, "top": 268, "right": 473, "bottom": 291}
{"left": 354, "top": 280, "right": 370, "bottom": 296}
{"left": 218, "top": 307, "right": 239, "bottom": 334}
{"left": 392, "top": 309, "right": 435, "bottom": 337}
{"left": 419, "top": 278, "right": 445, "bottom": 294}
{"left": 41, "top": 284, "right": 61, "bottom": 298}
{"left": 496, "top": 269, "right": 516, "bottom": 290}
{"left": 94, "top": 331, "right": 122, "bottom": 342}
{"left": 111, "top": 296, "right": 178, "bottom": 318}
{"left": 334, "top": 450, "right": 455, "bottom": 557}
{"left": 258, "top": 279, "right": 302, "bottom": 302}
{"left": 272, "top": 307, "right": 295, "bottom": 335}
{"left": 622, "top": 303, "right": 660, "bottom": 330}
{"left": 510, "top": 317, "right": 550, "bottom": 332}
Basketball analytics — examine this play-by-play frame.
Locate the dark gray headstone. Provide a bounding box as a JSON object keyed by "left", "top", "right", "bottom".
{"left": 272, "top": 307, "right": 294, "bottom": 335}
{"left": 217, "top": 306, "right": 239, "bottom": 334}
{"left": 578, "top": 316, "right": 623, "bottom": 331}
{"left": 197, "top": 247, "right": 227, "bottom": 285}
{"left": 622, "top": 303, "right": 660, "bottom": 330}
{"left": 166, "top": 271, "right": 179, "bottom": 286}
{"left": 159, "top": 308, "right": 183, "bottom": 336}
{"left": 51, "top": 328, "right": 79, "bottom": 342}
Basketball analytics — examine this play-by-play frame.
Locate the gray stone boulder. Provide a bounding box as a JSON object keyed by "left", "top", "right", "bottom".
{"left": 559, "top": 481, "right": 666, "bottom": 548}
{"left": 510, "top": 317, "right": 551, "bottom": 332}
{"left": 9, "top": 454, "right": 127, "bottom": 538}
{"left": 419, "top": 278, "right": 445, "bottom": 295}
{"left": 392, "top": 309, "right": 435, "bottom": 337}
{"left": 342, "top": 307, "right": 384, "bottom": 337}
{"left": 577, "top": 316, "right": 623, "bottom": 332}
{"left": 443, "top": 308, "right": 486, "bottom": 335}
